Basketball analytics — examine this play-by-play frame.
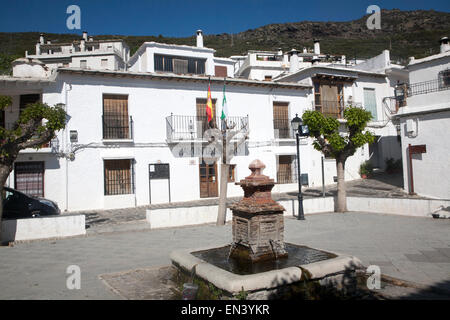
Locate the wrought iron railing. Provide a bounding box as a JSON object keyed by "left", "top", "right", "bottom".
{"left": 407, "top": 78, "right": 450, "bottom": 97}
{"left": 315, "top": 100, "right": 344, "bottom": 119}
{"left": 102, "top": 114, "right": 133, "bottom": 140}
{"left": 166, "top": 114, "right": 249, "bottom": 141}
{"left": 273, "top": 119, "right": 294, "bottom": 139}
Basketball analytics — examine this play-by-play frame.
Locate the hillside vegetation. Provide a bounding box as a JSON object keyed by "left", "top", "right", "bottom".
{"left": 1, "top": 9, "right": 449, "bottom": 74}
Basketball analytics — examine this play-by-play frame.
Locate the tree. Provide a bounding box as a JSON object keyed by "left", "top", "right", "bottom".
{"left": 0, "top": 96, "right": 67, "bottom": 242}
{"left": 302, "top": 106, "right": 375, "bottom": 212}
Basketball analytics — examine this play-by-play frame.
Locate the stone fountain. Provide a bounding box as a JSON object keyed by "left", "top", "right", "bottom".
{"left": 170, "top": 160, "right": 363, "bottom": 299}
{"left": 228, "top": 159, "right": 287, "bottom": 262}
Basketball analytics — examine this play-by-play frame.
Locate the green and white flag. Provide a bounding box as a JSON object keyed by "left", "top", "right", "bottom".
{"left": 220, "top": 82, "right": 228, "bottom": 120}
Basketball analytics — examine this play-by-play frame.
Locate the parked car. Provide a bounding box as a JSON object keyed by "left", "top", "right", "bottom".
{"left": 2, "top": 187, "right": 61, "bottom": 219}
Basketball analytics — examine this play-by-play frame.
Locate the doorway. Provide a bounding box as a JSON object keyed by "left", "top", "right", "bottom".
{"left": 199, "top": 159, "right": 218, "bottom": 198}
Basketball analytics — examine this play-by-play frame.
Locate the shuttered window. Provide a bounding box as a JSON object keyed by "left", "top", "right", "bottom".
{"left": 104, "top": 159, "right": 134, "bottom": 195}
{"left": 154, "top": 54, "right": 205, "bottom": 75}
{"left": 102, "top": 94, "right": 130, "bottom": 139}
{"left": 273, "top": 102, "right": 290, "bottom": 139}
{"left": 14, "top": 162, "right": 45, "bottom": 197}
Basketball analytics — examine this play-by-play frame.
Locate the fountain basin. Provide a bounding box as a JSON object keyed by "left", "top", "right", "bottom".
{"left": 170, "top": 243, "right": 363, "bottom": 299}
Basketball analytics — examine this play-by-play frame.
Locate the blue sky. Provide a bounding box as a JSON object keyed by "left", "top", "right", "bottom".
{"left": 0, "top": 0, "right": 449, "bottom": 37}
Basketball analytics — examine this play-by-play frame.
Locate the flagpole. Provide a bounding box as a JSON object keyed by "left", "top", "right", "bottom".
{"left": 217, "top": 76, "right": 229, "bottom": 226}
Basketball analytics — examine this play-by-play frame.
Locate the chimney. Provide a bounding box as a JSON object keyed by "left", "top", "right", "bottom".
{"left": 341, "top": 55, "right": 346, "bottom": 65}
{"left": 314, "top": 39, "right": 321, "bottom": 55}
{"left": 39, "top": 33, "right": 44, "bottom": 45}
{"left": 82, "top": 31, "right": 88, "bottom": 41}
{"left": 196, "top": 30, "right": 203, "bottom": 48}
{"left": 89, "top": 36, "right": 94, "bottom": 42}
{"left": 289, "top": 49, "right": 299, "bottom": 73}
{"left": 80, "top": 39, "right": 86, "bottom": 51}
{"left": 312, "top": 56, "right": 320, "bottom": 65}
{"left": 439, "top": 37, "right": 450, "bottom": 53}
{"left": 303, "top": 47, "right": 307, "bottom": 53}
{"left": 35, "top": 43, "right": 41, "bottom": 55}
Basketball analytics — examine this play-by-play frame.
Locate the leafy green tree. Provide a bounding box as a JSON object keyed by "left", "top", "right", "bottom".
{"left": 0, "top": 96, "right": 67, "bottom": 242}
{"left": 302, "top": 106, "right": 375, "bottom": 212}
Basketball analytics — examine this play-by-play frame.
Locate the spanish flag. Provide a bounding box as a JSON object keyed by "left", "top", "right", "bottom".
{"left": 206, "top": 81, "right": 213, "bottom": 122}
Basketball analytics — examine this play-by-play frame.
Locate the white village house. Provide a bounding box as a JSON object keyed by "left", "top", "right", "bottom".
{"left": 0, "top": 30, "right": 413, "bottom": 212}
{"left": 393, "top": 37, "right": 450, "bottom": 199}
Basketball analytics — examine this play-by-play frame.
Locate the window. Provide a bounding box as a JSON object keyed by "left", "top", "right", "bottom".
{"left": 20, "top": 94, "right": 40, "bottom": 114}
{"left": 264, "top": 75, "right": 272, "bottom": 81}
{"left": 363, "top": 88, "right": 377, "bottom": 121}
{"left": 313, "top": 80, "right": 344, "bottom": 118}
{"left": 273, "top": 102, "right": 290, "bottom": 139}
{"left": 104, "top": 159, "right": 134, "bottom": 195}
{"left": 277, "top": 155, "right": 294, "bottom": 184}
{"left": 14, "top": 162, "right": 45, "bottom": 197}
{"left": 154, "top": 54, "right": 205, "bottom": 75}
{"left": 439, "top": 69, "right": 450, "bottom": 87}
{"left": 228, "top": 164, "right": 236, "bottom": 182}
{"left": 102, "top": 94, "right": 131, "bottom": 140}
{"left": 80, "top": 60, "right": 87, "bottom": 69}
{"left": 101, "top": 59, "right": 108, "bottom": 68}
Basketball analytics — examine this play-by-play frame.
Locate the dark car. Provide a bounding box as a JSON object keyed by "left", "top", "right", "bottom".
{"left": 2, "top": 187, "right": 61, "bottom": 219}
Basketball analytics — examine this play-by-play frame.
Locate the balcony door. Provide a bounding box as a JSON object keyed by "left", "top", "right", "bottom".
{"left": 273, "top": 102, "right": 290, "bottom": 138}
{"left": 314, "top": 81, "right": 344, "bottom": 118}
{"left": 199, "top": 159, "right": 218, "bottom": 198}
{"left": 196, "top": 98, "right": 216, "bottom": 138}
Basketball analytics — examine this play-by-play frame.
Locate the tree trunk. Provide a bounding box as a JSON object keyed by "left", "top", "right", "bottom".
{"left": 217, "top": 163, "right": 229, "bottom": 226}
{"left": 0, "top": 164, "right": 12, "bottom": 245}
{"left": 335, "top": 158, "right": 348, "bottom": 212}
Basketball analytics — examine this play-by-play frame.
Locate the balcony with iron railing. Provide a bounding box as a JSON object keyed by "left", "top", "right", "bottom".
{"left": 165, "top": 114, "right": 249, "bottom": 142}
{"left": 407, "top": 78, "right": 450, "bottom": 97}
{"left": 314, "top": 100, "right": 345, "bottom": 119}
{"left": 102, "top": 114, "right": 134, "bottom": 141}
{"left": 273, "top": 119, "right": 296, "bottom": 139}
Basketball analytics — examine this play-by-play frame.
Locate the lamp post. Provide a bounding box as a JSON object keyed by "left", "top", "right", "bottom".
{"left": 291, "top": 114, "right": 309, "bottom": 220}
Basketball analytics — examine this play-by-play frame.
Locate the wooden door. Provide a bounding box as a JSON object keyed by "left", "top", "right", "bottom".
{"left": 199, "top": 159, "right": 218, "bottom": 198}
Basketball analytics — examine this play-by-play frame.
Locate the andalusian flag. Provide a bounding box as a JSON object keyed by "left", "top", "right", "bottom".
{"left": 206, "top": 82, "right": 213, "bottom": 122}
{"left": 221, "top": 81, "right": 228, "bottom": 120}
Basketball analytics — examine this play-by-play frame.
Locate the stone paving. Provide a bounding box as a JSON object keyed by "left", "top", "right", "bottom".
{"left": 0, "top": 212, "right": 449, "bottom": 299}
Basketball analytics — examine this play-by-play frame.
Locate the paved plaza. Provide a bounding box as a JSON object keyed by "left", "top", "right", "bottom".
{"left": 0, "top": 211, "right": 449, "bottom": 299}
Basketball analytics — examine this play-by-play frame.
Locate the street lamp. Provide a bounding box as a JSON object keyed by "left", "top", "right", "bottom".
{"left": 291, "top": 114, "right": 309, "bottom": 220}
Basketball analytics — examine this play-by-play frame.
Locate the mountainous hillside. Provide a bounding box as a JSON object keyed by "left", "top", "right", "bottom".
{"left": 1, "top": 9, "right": 449, "bottom": 74}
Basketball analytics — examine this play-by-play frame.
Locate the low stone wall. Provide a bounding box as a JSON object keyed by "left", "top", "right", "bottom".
{"left": 347, "top": 197, "right": 450, "bottom": 217}
{"left": 1, "top": 214, "right": 86, "bottom": 243}
{"left": 147, "top": 198, "right": 334, "bottom": 229}
{"left": 147, "top": 205, "right": 233, "bottom": 229}
{"left": 147, "top": 196, "right": 450, "bottom": 229}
